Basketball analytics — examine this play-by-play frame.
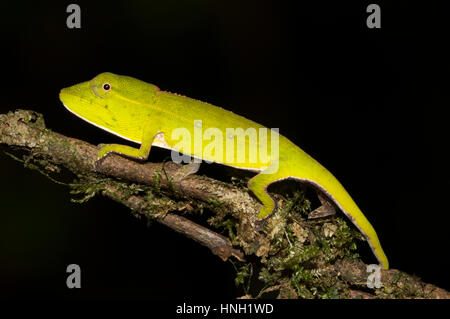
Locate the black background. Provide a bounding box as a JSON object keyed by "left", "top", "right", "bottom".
{"left": 0, "top": 0, "right": 449, "bottom": 300}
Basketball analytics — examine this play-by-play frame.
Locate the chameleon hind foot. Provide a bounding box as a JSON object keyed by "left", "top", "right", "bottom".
{"left": 248, "top": 171, "right": 280, "bottom": 222}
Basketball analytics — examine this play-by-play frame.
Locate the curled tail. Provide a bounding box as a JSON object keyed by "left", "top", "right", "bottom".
{"left": 293, "top": 175, "right": 388, "bottom": 269}
{"left": 248, "top": 139, "right": 389, "bottom": 269}
{"left": 288, "top": 151, "right": 389, "bottom": 269}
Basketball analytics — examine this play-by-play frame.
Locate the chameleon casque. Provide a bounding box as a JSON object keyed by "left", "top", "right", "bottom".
{"left": 59, "top": 72, "right": 389, "bottom": 269}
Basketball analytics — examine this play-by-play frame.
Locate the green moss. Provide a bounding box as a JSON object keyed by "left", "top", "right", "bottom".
{"left": 152, "top": 168, "right": 162, "bottom": 193}
{"left": 206, "top": 198, "right": 221, "bottom": 207}
{"left": 230, "top": 176, "right": 249, "bottom": 189}
{"left": 20, "top": 110, "right": 46, "bottom": 129}
{"left": 4, "top": 151, "right": 68, "bottom": 186}
{"left": 70, "top": 178, "right": 113, "bottom": 203}
{"left": 234, "top": 263, "right": 251, "bottom": 287}
{"left": 228, "top": 188, "right": 363, "bottom": 299}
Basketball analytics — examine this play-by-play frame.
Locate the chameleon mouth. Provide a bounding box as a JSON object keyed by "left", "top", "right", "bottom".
{"left": 59, "top": 90, "right": 103, "bottom": 108}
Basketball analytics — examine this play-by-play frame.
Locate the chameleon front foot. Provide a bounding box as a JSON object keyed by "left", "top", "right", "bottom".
{"left": 248, "top": 172, "right": 280, "bottom": 222}
{"left": 93, "top": 144, "right": 111, "bottom": 172}
{"left": 94, "top": 142, "right": 151, "bottom": 172}
{"left": 97, "top": 143, "right": 149, "bottom": 160}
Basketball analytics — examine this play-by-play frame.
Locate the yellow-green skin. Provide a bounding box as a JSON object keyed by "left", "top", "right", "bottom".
{"left": 60, "top": 72, "right": 389, "bottom": 269}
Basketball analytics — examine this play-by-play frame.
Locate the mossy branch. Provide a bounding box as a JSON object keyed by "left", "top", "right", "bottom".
{"left": 1, "top": 109, "right": 448, "bottom": 299}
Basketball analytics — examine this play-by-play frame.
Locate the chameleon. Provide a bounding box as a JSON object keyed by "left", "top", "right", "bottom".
{"left": 59, "top": 72, "right": 389, "bottom": 269}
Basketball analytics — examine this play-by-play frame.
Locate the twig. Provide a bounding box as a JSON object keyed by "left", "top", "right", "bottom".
{"left": 102, "top": 183, "right": 245, "bottom": 261}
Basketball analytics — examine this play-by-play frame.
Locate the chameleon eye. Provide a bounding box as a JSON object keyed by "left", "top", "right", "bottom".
{"left": 102, "top": 83, "right": 111, "bottom": 91}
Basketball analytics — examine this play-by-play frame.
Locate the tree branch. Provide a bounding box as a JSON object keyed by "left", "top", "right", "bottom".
{"left": 0, "top": 109, "right": 250, "bottom": 262}
{"left": 1, "top": 109, "right": 448, "bottom": 299}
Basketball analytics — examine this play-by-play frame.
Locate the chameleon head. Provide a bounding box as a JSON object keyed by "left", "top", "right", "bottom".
{"left": 59, "top": 72, "right": 159, "bottom": 143}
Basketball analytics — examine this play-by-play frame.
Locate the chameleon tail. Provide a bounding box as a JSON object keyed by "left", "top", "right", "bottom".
{"left": 288, "top": 153, "right": 389, "bottom": 269}
{"left": 249, "top": 144, "right": 389, "bottom": 269}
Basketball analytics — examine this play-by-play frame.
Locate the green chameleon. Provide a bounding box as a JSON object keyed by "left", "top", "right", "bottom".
{"left": 60, "top": 72, "right": 389, "bottom": 269}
